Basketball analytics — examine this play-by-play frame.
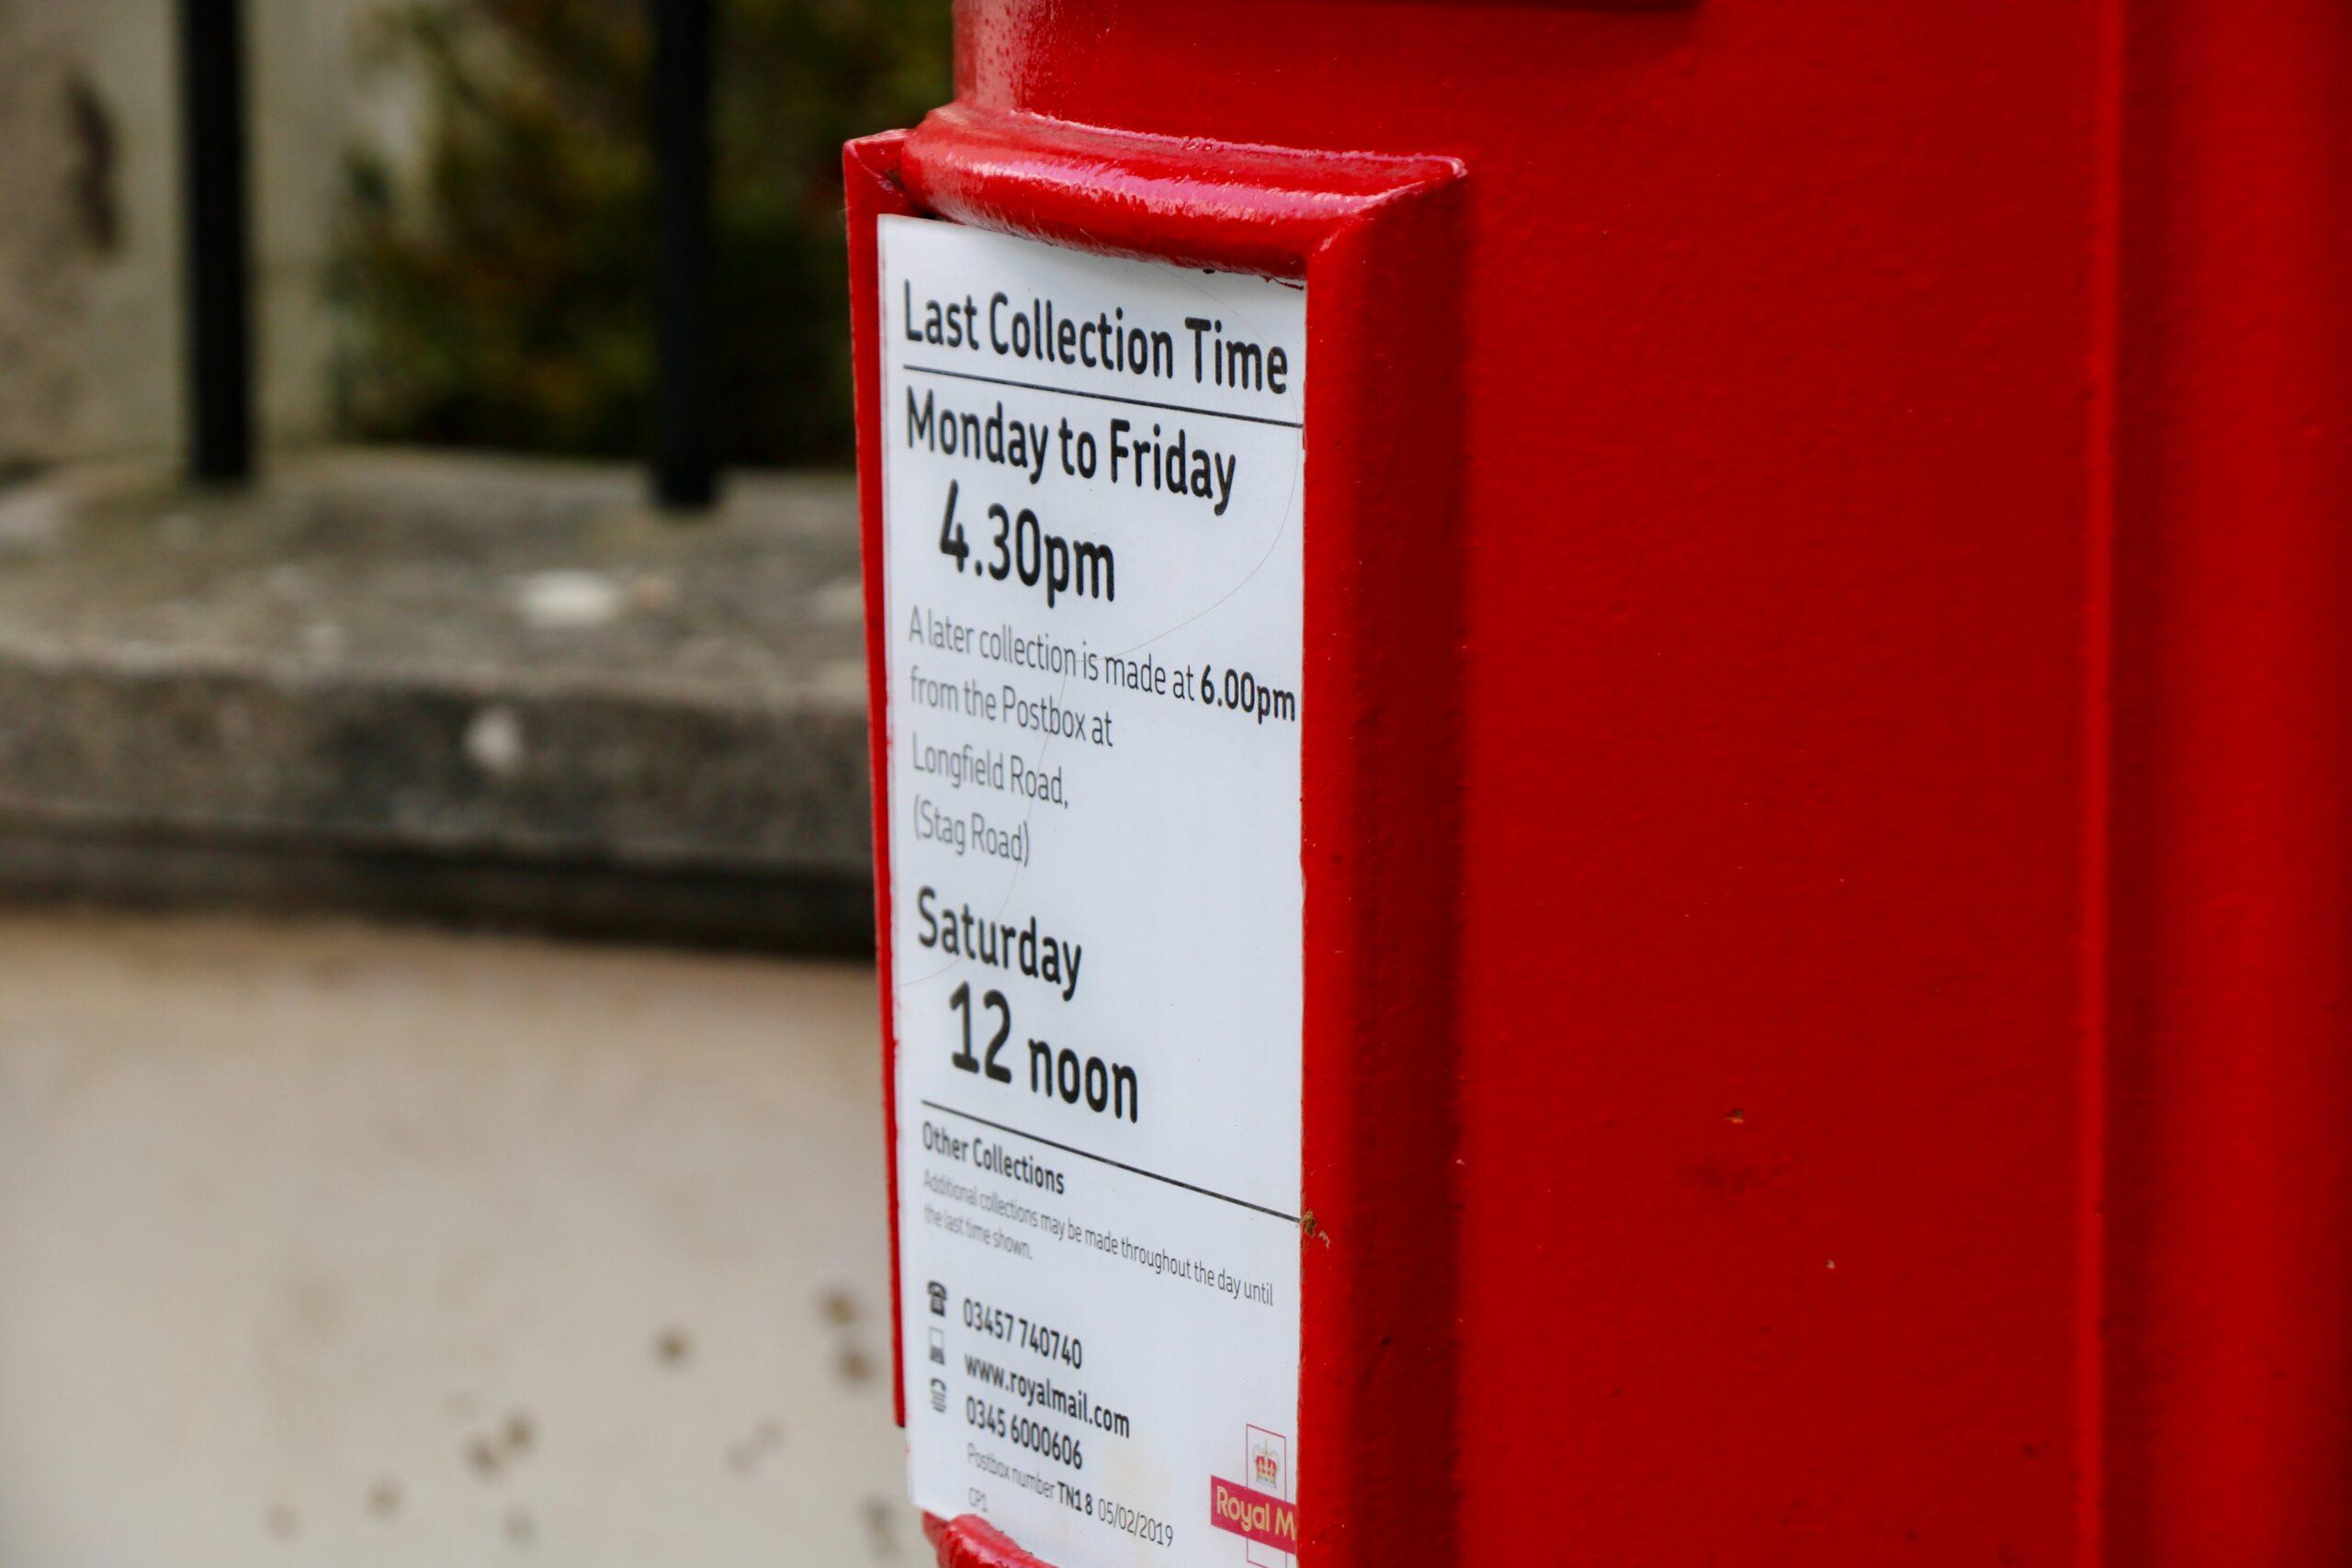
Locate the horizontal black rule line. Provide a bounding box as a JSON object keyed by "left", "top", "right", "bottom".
{"left": 918, "top": 1099, "right": 1299, "bottom": 1224}
{"left": 900, "top": 363, "right": 1303, "bottom": 430}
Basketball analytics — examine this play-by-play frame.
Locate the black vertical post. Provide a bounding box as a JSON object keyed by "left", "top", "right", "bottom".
{"left": 652, "top": 0, "right": 718, "bottom": 511}
{"left": 178, "top": 0, "right": 254, "bottom": 483}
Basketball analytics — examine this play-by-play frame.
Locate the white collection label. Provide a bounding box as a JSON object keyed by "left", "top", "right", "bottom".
{"left": 879, "top": 214, "right": 1306, "bottom": 1568}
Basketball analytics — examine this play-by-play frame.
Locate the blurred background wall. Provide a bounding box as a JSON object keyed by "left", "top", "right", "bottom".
{"left": 0, "top": 0, "right": 945, "bottom": 476}
{"left": 0, "top": 911, "right": 911, "bottom": 1567}
{"left": 0, "top": 3, "right": 948, "bottom": 1562}
{"left": 0, "top": 0, "right": 379, "bottom": 468}
{"left": 0, "top": 0, "right": 945, "bottom": 938}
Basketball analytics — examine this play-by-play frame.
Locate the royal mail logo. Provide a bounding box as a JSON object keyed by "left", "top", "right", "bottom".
{"left": 1246, "top": 1425, "right": 1286, "bottom": 1499}
{"left": 1211, "top": 1426, "right": 1295, "bottom": 1564}
{"left": 1209, "top": 1476, "right": 1297, "bottom": 1555}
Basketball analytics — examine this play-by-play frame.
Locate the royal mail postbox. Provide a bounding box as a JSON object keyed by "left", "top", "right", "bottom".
{"left": 846, "top": 5, "right": 2352, "bottom": 1565}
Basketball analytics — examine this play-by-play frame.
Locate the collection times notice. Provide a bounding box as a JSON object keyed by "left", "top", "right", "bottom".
{"left": 878, "top": 215, "right": 1306, "bottom": 1568}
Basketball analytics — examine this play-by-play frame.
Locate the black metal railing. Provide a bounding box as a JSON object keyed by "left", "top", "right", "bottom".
{"left": 651, "top": 0, "right": 718, "bottom": 509}
{"left": 178, "top": 0, "right": 252, "bottom": 484}
{"left": 175, "top": 0, "right": 721, "bottom": 510}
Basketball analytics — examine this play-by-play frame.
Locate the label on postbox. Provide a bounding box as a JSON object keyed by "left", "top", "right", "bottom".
{"left": 877, "top": 214, "right": 1305, "bottom": 1568}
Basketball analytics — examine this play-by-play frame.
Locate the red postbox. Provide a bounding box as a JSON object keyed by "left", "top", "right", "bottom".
{"left": 847, "top": 5, "right": 2352, "bottom": 1565}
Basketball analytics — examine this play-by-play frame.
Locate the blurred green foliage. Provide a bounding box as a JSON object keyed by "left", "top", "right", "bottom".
{"left": 337, "top": 0, "right": 948, "bottom": 466}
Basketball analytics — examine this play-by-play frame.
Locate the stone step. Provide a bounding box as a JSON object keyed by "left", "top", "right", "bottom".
{"left": 0, "top": 449, "right": 876, "bottom": 948}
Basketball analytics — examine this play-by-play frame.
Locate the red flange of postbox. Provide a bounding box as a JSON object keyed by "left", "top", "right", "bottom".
{"left": 848, "top": 108, "right": 1466, "bottom": 1568}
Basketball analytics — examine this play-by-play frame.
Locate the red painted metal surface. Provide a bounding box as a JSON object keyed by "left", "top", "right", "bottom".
{"left": 848, "top": 3, "right": 2352, "bottom": 1562}
{"left": 925, "top": 1513, "right": 1060, "bottom": 1568}
{"left": 2103, "top": 2, "right": 2352, "bottom": 1561}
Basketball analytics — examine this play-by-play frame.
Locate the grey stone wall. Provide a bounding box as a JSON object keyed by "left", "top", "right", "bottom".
{"left": 0, "top": 0, "right": 408, "bottom": 471}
